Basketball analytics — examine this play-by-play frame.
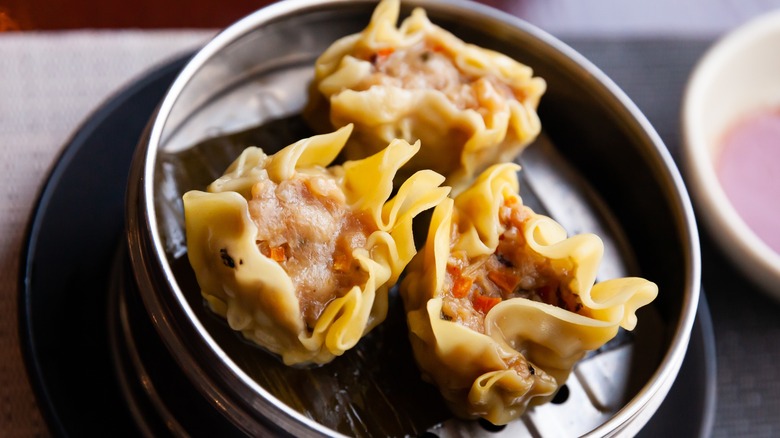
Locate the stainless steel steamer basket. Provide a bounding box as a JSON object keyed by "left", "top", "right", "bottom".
{"left": 125, "top": 0, "right": 701, "bottom": 436}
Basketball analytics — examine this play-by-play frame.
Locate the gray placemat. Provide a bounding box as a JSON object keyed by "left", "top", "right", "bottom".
{"left": 0, "top": 30, "right": 214, "bottom": 438}
{"left": 567, "top": 37, "right": 780, "bottom": 438}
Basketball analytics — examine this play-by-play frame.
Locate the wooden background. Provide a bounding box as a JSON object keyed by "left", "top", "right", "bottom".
{"left": 2, "top": 0, "right": 779, "bottom": 37}
{"left": 0, "top": 0, "right": 273, "bottom": 30}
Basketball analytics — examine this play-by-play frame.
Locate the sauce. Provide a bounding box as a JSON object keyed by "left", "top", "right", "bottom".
{"left": 717, "top": 108, "right": 780, "bottom": 254}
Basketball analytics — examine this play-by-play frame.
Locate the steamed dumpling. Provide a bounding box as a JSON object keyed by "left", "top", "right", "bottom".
{"left": 183, "top": 125, "right": 450, "bottom": 365}
{"left": 399, "top": 163, "right": 658, "bottom": 424}
{"left": 304, "top": 0, "right": 545, "bottom": 194}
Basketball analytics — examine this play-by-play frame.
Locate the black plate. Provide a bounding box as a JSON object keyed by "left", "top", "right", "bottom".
{"left": 18, "top": 54, "right": 716, "bottom": 437}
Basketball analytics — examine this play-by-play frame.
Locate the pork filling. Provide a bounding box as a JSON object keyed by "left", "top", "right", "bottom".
{"left": 247, "top": 170, "right": 376, "bottom": 330}
{"left": 357, "top": 40, "right": 520, "bottom": 115}
{"left": 442, "top": 197, "right": 583, "bottom": 334}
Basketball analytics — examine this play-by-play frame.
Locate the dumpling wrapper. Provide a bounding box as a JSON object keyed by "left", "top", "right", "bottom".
{"left": 183, "top": 125, "right": 450, "bottom": 365}
{"left": 304, "top": 0, "right": 546, "bottom": 194}
{"left": 400, "top": 163, "right": 658, "bottom": 424}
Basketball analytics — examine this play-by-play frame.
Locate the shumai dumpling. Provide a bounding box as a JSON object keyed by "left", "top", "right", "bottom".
{"left": 304, "top": 0, "right": 545, "bottom": 194}
{"left": 183, "top": 125, "right": 450, "bottom": 366}
{"left": 399, "top": 163, "right": 658, "bottom": 424}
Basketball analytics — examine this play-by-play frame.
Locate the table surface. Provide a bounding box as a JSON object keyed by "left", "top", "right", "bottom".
{"left": 2, "top": 1, "right": 780, "bottom": 437}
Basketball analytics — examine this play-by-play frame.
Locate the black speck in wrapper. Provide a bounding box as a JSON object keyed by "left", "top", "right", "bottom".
{"left": 220, "top": 248, "right": 236, "bottom": 268}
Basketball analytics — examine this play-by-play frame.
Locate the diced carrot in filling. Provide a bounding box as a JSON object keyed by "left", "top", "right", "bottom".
{"left": 446, "top": 263, "right": 461, "bottom": 277}
{"left": 357, "top": 39, "right": 515, "bottom": 112}
{"left": 376, "top": 47, "right": 395, "bottom": 58}
{"left": 269, "top": 245, "right": 287, "bottom": 262}
{"left": 442, "top": 197, "right": 583, "bottom": 333}
{"left": 487, "top": 270, "right": 519, "bottom": 295}
{"left": 473, "top": 293, "right": 502, "bottom": 314}
{"left": 452, "top": 276, "right": 473, "bottom": 299}
{"left": 248, "top": 172, "right": 376, "bottom": 330}
{"left": 257, "top": 241, "right": 289, "bottom": 262}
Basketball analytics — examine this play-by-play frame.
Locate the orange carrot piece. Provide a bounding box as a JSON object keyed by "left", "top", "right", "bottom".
{"left": 488, "top": 270, "right": 519, "bottom": 294}
{"left": 377, "top": 47, "right": 394, "bottom": 57}
{"left": 473, "top": 294, "right": 501, "bottom": 314}
{"left": 269, "top": 246, "right": 286, "bottom": 262}
{"left": 452, "top": 276, "right": 473, "bottom": 298}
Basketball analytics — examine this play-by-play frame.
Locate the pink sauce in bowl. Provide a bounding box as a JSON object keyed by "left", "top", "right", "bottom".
{"left": 717, "top": 107, "right": 780, "bottom": 254}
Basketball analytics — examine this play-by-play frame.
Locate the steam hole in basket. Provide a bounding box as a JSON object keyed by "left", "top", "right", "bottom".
{"left": 478, "top": 418, "right": 507, "bottom": 432}
{"left": 551, "top": 384, "right": 570, "bottom": 404}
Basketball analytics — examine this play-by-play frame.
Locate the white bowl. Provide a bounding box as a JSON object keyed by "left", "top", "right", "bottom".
{"left": 682, "top": 10, "right": 780, "bottom": 300}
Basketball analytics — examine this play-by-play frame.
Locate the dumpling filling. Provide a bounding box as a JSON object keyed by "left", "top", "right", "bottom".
{"left": 442, "top": 196, "right": 584, "bottom": 333}
{"left": 248, "top": 170, "right": 376, "bottom": 329}
{"left": 399, "top": 163, "right": 658, "bottom": 423}
{"left": 357, "top": 40, "right": 519, "bottom": 115}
